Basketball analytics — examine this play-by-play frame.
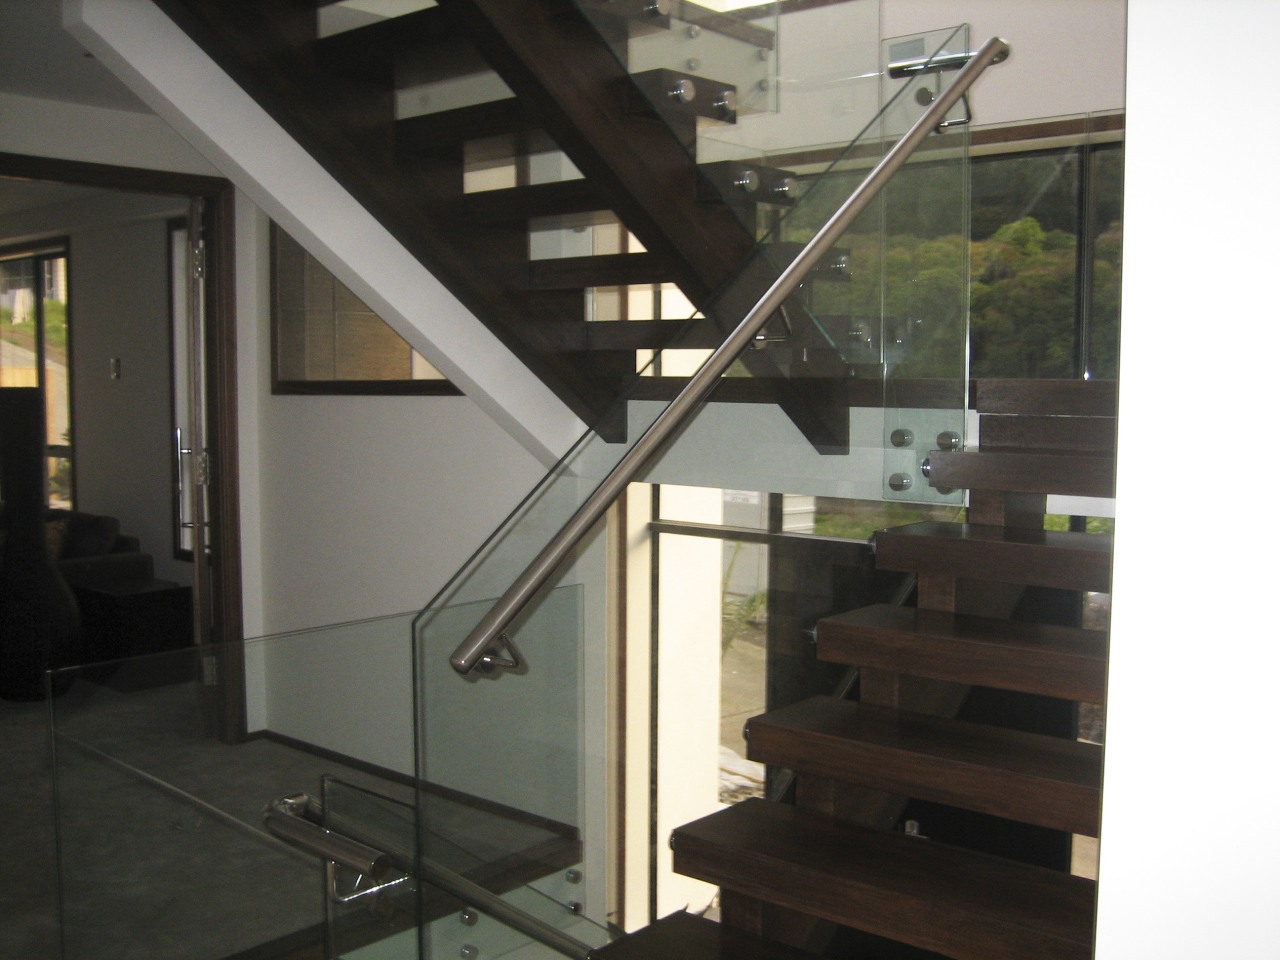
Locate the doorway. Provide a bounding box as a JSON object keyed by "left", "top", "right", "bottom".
{"left": 0, "top": 152, "right": 245, "bottom": 737}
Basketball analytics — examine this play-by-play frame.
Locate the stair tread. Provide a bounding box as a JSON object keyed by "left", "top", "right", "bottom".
{"left": 976, "top": 379, "right": 1117, "bottom": 417}
{"left": 592, "top": 910, "right": 820, "bottom": 960}
{"left": 978, "top": 412, "right": 1117, "bottom": 455}
{"left": 397, "top": 98, "right": 538, "bottom": 151}
{"left": 874, "top": 521, "right": 1113, "bottom": 593}
{"left": 526, "top": 252, "right": 674, "bottom": 290}
{"left": 748, "top": 698, "right": 1101, "bottom": 836}
{"left": 924, "top": 450, "right": 1115, "bottom": 498}
{"left": 817, "top": 603, "right": 1106, "bottom": 703}
{"left": 462, "top": 179, "right": 611, "bottom": 223}
{"left": 315, "top": 8, "right": 456, "bottom": 85}
{"left": 673, "top": 798, "right": 1095, "bottom": 960}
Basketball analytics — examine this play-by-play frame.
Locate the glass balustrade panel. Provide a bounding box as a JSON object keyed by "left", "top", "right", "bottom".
{"left": 413, "top": 31, "right": 985, "bottom": 935}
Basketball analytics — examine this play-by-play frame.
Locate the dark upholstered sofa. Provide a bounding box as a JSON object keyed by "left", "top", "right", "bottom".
{"left": 40, "top": 508, "right": 155, "bottom": 590}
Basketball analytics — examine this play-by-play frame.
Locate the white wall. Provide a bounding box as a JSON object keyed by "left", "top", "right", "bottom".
{"left": 1096, "top": 1, "right": 1280, "bottom": 957}
{"left": 233, "top": 203, "right": 548, "bottom": 637}
{"left": 0, "top": 90, "right": 218, "bottom": 175}
{"left": 882, "top": 0, "right": 1126, "bottom": 125}
{"left": 70, "top": 215, "right": 192, "bottom": 583}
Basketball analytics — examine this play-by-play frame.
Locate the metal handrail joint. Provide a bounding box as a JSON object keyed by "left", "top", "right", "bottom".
{"left": 263, "top": 794, "right": 597, "bottom": 960}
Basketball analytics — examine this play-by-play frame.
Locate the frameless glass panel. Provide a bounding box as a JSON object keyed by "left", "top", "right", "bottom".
{"left": 970, "top": 147, "right": 1081, "bottom": 379}
{"left": 415, "top": 584, "right": 602, "bottom": 932}
{"left": 48, "top": 647, "right": 329, "bottom": 960}
{"left": 413, "top": 30, "right": 992, "bottom": 932}
{"left": 876, "top": 27, "right": 970, "bottom": 504}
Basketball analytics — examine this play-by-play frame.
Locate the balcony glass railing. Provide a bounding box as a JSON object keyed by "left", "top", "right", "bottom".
{"left": 42, "top": 624, "right": 613, "bottom": 960}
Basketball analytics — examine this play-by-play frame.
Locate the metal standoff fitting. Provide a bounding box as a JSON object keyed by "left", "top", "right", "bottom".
{"left": 686, "top": 58, "right": 700, "bottom": 72}
{"left": 687, "top": 24, "right": 701, "bottom": 38}
{"left": 460, "top": 909, "right": 479, "bottom": 926}
{"left": 565, "top": 869, "right": 582, "bottom": 885}
{"left": 669, "top": 78, "right": 696, "bottom": 103}
{"left": 733, "top": 168, "right": 760, "bottom": 194}
{"left": 460, "top": 946, "right": 479, "bottom": 960}
{"left": 888, "top": 473, "right": 913, "bottom": 491}
{"left": 920, "top": 456, "right": 933, "bottom": 478}
{"left": 568, "top": 902, "right": 583, "bottom": 915}
{"left": 890, "top": 428, "right": 914, "bottom": 448}
{"left": 936, "top": 430, "right": 962, "bottom": 451}
{"left": 645, "top": 0, "right": 671, "bottom": 16}
{"left": 771, "top": 176, "right": 797, "bottom": 200}
{"left": 715, "top": 89, "right": 738, "bottom": 117}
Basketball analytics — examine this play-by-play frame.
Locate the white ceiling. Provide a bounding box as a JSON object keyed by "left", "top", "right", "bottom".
{"left": 0, "top": 0, "right": 157, "bottom": 213}
{"left": 0, "top": 0, "right": 149, "bottom": 113}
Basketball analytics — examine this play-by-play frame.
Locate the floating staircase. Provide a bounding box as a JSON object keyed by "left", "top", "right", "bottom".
{"left": 151, "top": 0, "right": 842, "bottom": 440}
{"left": 599, "top": 378, "right": 1115, "bottom": 959}
{"left": 134, "top": 2, "right": 1111, "bottom": 953}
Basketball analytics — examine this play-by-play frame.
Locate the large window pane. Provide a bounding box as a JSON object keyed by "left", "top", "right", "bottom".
{"left": 2, "top": 249, "right": 73, "bottom": 508}
{"left": 1087, "top": 144, "right": 1124, "bottom": 379}
{"left": 970, "top": 149, "right": 1081, "bottom": 378}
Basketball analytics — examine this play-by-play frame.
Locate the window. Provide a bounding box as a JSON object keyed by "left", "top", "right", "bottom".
{"left": 968, "top": 140, "right": 1123, "bottom": 380}
{"left": 0, "top": 244, "right": 72, "bottom": 507}
{"left": 270, "top": 224, "right": 460, "bottom": 394}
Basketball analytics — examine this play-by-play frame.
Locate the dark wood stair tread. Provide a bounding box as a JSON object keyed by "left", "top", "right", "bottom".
{"left": 525, "top": 252, "right": 675, "bottom": 290}
{"left": 591, "top": 910, "right": 820, "bottom": 960}
{"left": 976, "top": 379, "right": 1117, "bottom": 417}
{"left": 874, "top": 521, "right": 1112, "bottom": 593}
{"left": 978, "top": 414, "right": 1116, "bottom": 455}
{"left": 747, "top": 698, "right": 1101, "bottom": 836}
{"left": 672, "top": 798, "right": 1094, "bottom": 960}
{"left": 462, "top": 179, "right": 612, "bottom": 223}
{"left": 924, "top": 450, "right": 1115, "bottom": 498}
{"left": 817, "top": 604, "right": 1106, "bottom": 703}
{"left": 397, "top": 98, "right": 539, "bottom": 152}
{"left": 315, "top": 7, "right": 459, "bottom": 86}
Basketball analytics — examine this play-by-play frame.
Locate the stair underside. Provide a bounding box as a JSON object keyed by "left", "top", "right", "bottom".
{"left": 747, "top": 697, "right": 1101, "bottom": 836}
{"left": 817, "top": 603, "right": 1107, "bottom": 703}
{"left": 672, "top": 798, "right": 1095, "bottom": 960}
{"left": 926, "top": 450, "right": 1115, "bottom": 498}
{"left": 592, "top": 911, "right": 820, "bottom": 960}
{"left": 874, "top": 521, "right": 1113, "bottom": 593}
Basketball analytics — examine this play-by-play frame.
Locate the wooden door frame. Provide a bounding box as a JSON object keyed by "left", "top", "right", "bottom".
{"left": 0, "top": 151, "right": 247, "bottom": 740}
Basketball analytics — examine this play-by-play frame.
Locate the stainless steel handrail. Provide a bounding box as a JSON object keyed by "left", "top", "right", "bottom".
{"left": 263, "top": 794, "right": 598, "bottom": 960}
{"left": 450, "top": 36, "right": 1010, "bottom": 674}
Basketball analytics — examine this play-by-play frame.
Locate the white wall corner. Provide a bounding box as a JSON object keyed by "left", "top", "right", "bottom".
{"left": 62, "top": 0, "right": 585, "bottom": 467}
